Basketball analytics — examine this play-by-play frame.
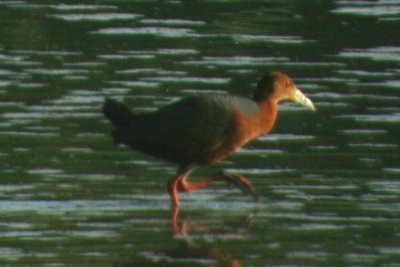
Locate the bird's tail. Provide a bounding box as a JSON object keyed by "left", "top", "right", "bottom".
{"left": 103, "top": 98, "right": 135, "bottom": 128}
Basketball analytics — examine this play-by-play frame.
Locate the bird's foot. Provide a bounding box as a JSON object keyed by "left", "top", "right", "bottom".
{"left": 215, "top": 170, "right": 258, "bottom": 200}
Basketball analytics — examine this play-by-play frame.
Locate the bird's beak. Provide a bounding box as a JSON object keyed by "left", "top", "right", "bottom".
{"left": 290, "top": 88, "right": 315, "bottom": 111}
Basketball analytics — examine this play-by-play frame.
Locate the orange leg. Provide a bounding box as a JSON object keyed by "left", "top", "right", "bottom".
{"left": 168, "top": 170, "right": 258, "bottom": 208}
{"left": 168, "top": 170, "right": 257, "bottom": 235}
{"left": 169, "top": 176, "right": 183, "bottom": 234}
{"left": 168, "top": 175, "right": 183, "bottom": 207}
{"left": 180, "top": 171, "right": 257, "bottom": 199}
{"left": 179, "top": 176, "right": 217, "bottom": 192}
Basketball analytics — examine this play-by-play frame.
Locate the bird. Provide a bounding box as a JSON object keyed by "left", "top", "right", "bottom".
{"left": 103, "top": 71, "right": 315, "bottom": 209}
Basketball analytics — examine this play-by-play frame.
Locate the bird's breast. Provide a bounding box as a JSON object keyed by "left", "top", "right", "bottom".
{"left": 233, "top": 103, "right": 277, "bottom": 142}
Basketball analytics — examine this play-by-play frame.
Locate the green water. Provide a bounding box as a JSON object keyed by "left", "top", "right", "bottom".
{"left": 0, "top": 0, "right": 399, "bottom": 266}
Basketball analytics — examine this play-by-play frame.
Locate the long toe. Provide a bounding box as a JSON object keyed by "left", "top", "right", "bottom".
{"left": 217, "top": 171, "right": 258, "bottom": 200}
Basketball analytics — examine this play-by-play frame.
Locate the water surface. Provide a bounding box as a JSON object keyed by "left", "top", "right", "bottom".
{"left": 0, "top": 0, "right": 399, "bottom": 266}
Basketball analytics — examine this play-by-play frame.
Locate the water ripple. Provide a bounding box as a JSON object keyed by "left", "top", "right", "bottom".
{"left": 107, "top": 80, "right": 160, "bottom": 88}
{"left": 2, "top": 112, "right": 99, "bottom": 120}
{"left": 232, "top": 34, "right": 313, "bottom": 44}
{"left": 10, "top": 50, "right": 82, "bottom": 57}
{"left": 337, "top": 113, "right": 400, "bottom": 123}
{"left": 140, "top": 18, "right": 206, "bottom": 26}
{"left": 92, "top": 27, "right": 198, "bottom": 38}
{"left": 332, "top": 1, "right": 400, "bottom": 17}
{"left": 50, "top": 13, "right": 142, "bottom": 22}
{"left": 182, "top": 56, "right": 289, "bottom": 66}
{"left": 122, "top": 48, "right": 199, "bottom": 56}
{"left": 259, "top": 134, "right": 315, "bottom": 142}
{"left": 5, "top": 3, "right": 118, "bottom": 11}
{"left": 139, "top": 76, "right": 230, "bottom": 85}
{"left": 338, "top": 46, "right": 400, "bottom": 62}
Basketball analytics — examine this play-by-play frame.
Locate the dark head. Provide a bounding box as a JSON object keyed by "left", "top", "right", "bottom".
{"left": 253, "top": 72, "right": 315, "bottom": 110}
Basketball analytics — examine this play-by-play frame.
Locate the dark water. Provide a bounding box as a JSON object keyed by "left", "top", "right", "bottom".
{"left": 0, "top": 0, "right": 399, "bottom": 266}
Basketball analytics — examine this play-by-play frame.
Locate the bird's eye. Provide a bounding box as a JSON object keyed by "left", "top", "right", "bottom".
{"left": 285, "top": 81, "right": 292, "bottom": 87}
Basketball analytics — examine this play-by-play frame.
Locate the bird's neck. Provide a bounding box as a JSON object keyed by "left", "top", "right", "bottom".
{"left": 256, "top": 99, "right": 278, "bottom": 134}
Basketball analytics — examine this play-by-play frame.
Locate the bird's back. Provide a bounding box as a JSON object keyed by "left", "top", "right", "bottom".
{"left": 109, "top": 94, "right": 260, "bottom": 165}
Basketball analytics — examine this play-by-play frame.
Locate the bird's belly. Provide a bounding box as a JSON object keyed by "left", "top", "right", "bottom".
{"left": 201, "top": 114, "right": 266, "bottom": 164}
{"left": 197, "top": 130, "right": 257, "bottom": 165}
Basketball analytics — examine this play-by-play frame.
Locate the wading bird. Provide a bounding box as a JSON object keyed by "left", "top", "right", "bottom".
{"left": 103, "top": 72, "right": 315, "bottom": 211}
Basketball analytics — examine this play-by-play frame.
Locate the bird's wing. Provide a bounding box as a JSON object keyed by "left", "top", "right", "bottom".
{"left": 124, "top": 95, "right": 257, "bottom": 164}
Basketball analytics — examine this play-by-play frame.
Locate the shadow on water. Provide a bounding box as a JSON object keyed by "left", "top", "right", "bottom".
{"left": 116, "top": 209, "right": 253, "bottom": 267}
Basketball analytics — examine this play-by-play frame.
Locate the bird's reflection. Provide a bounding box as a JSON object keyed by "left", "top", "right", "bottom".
{"left": 167, "top": 206, "right": 254, "bottom": 267}
{"left": 170, "top": 206, "right": 253, "bottom": 236}
{"left": 170, "top": 206, "right": 211, "bottom": 237}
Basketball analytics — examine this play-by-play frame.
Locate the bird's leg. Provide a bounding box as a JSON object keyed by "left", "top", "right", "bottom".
{"left": 177, "top": 170, "right": 258, "bottom": 200}
{"left": 168, "top": 167, "right": 257, "bottom": 210}
{"left": 168, "top": 173, "right": 214, "bottom": 207}
{"left": 168, "top": 174, "right": 185, "bottom": 207}
{"left": 168, "top": 175, "right": 184, "bottom": 234}
{"left": 214, "top": 171, "right": 258, "bottom": 200}
{"left": 178, "top": 176, "right": 217, "bottom": 192}
{"left": 168, "top": 165, "right": 196, "bottom": 207}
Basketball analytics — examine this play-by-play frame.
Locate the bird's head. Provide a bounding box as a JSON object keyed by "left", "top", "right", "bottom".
{"left": 253, "top": 71, "right": 315, "bottom": 111}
